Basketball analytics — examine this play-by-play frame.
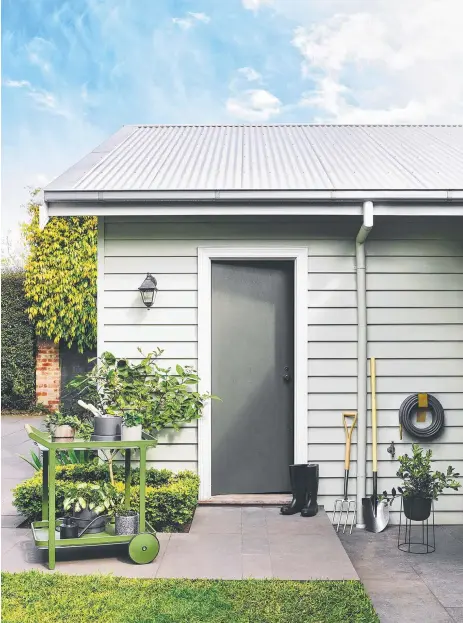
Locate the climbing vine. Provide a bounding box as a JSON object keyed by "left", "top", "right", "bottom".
{"left": 23, "top": 191, "right": 97, "bottom": 351}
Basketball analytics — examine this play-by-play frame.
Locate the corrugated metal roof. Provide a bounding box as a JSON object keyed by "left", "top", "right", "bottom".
{"left": 49, "top": 125, "right": 463, "bottom": 192}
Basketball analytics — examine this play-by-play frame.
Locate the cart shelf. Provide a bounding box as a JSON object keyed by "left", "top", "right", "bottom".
{"left": 25, "top": 424, "right": 160, "bottom": 568}
{"left": 32, "top": 520, "right": 135, "bottom": 549}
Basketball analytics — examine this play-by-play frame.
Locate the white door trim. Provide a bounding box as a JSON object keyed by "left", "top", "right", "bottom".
{"left": 197, "top": 246, "right": 308, "bottom": 500}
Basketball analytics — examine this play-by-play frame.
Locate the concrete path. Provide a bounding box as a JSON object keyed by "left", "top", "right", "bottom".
{"left": 339, "top": 525, "right": 463, "bottom": 623}
{"left": 1, "top": 417, "right": 356, "bottom": 580}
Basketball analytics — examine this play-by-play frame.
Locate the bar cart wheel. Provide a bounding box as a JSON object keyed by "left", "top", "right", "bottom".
{"left": 129, "top": 533, "right": 160, "bottom": 564}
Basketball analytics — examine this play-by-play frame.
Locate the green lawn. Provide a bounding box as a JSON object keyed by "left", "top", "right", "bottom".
{"left": 2, "top": 572, "right": 378, "bottom": 623}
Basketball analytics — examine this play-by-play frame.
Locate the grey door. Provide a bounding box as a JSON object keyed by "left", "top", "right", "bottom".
{"left": 211, "top": 261, "right": 294, "bottom": 495}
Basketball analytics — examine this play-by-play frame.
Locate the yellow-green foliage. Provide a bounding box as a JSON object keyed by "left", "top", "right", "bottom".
{"left": 23, "top": 193, "right": 97, "bottom": 351}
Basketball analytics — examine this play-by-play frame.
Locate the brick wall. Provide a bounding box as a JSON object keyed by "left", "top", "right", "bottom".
{"left": 36, "top": 339, "right": 60, "bottom": 409}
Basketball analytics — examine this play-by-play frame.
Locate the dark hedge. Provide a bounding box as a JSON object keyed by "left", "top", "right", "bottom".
{"left": 1, "top": 271, "right": 36, "bottom": 409}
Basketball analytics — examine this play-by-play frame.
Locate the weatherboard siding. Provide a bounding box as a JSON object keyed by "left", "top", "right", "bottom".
{"left": 102, "top": 217, "right": 357, "bottom": 511}
{"left": 102, "top": 217, "right": 463, "bottom": 524}
{"left": 366, "top": 233, "right": 463, "bottom": 524}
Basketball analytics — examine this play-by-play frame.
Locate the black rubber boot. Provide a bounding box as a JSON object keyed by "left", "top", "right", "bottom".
{"left": 280, "top": 464, "right": 308, "bottom": 515}
{"left": 301, "top": 464, "right": 319, "bottom": 517}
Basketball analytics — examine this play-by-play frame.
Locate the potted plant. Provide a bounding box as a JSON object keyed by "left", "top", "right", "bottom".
{"left": 69, "top": 349, "right": 218, "bottom": 442}
{"left": 46, "top": 412, "right": 81, "bottom": 442}
{"left": 121, "top": 412, "right": 144, "bottom": 442}
{"left": 114, "top": 498, "right": 139, "bottom": 535}
{"left": 388, "top": 444, "right": 460, "bottom": 521}
{"left": 63, "top": 482, "right": 117, "bottom": 534}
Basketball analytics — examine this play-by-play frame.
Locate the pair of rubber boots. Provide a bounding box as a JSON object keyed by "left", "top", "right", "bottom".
{"left": 280, "top": 463, "right": 319, "bottom": 517}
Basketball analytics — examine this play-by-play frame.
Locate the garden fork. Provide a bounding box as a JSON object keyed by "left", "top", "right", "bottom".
{"left": 332, "top": 412, "right": 358, "bottom": 534}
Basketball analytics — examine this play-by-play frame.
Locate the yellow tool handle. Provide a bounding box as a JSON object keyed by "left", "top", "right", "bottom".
{"left": 370, "top": 357, "right": 377, "bottom": 471}
{"left": 343, "top": 412, "right": 357, "bottom": 470}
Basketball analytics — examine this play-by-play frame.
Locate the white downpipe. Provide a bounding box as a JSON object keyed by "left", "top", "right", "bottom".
{"left": 356, "top": 200, "right": 373, "bottom": 528}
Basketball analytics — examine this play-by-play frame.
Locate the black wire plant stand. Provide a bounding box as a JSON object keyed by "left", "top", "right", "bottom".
{"left": 397, "top": 497, "right": 435, "bottom": 554}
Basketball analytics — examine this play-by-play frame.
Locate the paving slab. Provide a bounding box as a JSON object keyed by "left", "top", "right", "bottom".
{"left": 446, "top": 608, "right": 463, "bottom": 622}
{"left": 338, "top": 525, "right": 463, "bottom": 623}
{"left": 363, "top": 576, "right": 454, "bottom": 623}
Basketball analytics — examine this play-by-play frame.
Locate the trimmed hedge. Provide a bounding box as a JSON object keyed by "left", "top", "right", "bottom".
{"left": 1, "top": 271, "right": 36, "bottom": 410}
{"left": 13, "top": 464, "right": 199, "bottom": 532}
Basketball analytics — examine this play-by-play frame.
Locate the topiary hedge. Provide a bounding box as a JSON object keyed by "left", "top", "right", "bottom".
{"left": 1, "top": 271, "right": 36, "bottom": 410}
{"left": 13, "top": 464, "right": 199, "bottom": 532}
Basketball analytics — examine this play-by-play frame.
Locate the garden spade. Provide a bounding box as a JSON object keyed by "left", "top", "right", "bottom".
{"left": 363, "top": 357, "right": 389, "bottom": 533}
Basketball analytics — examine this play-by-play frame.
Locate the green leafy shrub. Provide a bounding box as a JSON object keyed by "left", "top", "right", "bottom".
{"left": 1, "top": 271, "right": 36, "bottom": 410}
{"left": 13, "top": 464, "right": 199, "bottom": 532}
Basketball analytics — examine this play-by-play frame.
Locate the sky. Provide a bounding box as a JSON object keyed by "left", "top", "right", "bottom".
{"left": 2, "top": 0, "right": 463, "bottom": 242}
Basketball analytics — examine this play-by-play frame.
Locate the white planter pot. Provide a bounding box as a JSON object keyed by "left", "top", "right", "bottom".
{"left": 52, "top": 425, "right": 75, "bottom": 442}
{"left": 121, "top": 424, "right": 143, "bottom": 441}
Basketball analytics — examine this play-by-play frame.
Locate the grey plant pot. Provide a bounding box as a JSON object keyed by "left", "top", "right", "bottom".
{"left": 115, "top": 512, "right": 139, "bottom": 535}
{"left": 73, "top": 508, "right": 106, "bottom": 534}
{"left": 93, "top": 416, "right": 122, "bottom": 440}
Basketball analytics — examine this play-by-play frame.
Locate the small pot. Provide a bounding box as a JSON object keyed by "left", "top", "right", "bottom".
{"left": 73, "top": 508, "right": 106, "bottom": 534}
{"left": 93, "top": 416, "right": 122, "bottom": 440}
{"left": 122, "top": 424, "right": 143, "bottom": 441}
{"left": 53, "top": 425, "right": 75, "bottom": 442}
{"left": 403, "top": 496, "right": 432, "bottom": 521}
{"left": 115, "top": 512, "right": 139, "bottom": 535}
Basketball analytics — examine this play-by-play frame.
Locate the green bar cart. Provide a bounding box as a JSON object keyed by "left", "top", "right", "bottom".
{"left": 25, "top": 424, "right": 160, "bottom": 570}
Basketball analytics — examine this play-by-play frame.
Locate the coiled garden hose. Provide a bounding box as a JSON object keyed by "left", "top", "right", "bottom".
{"left": 399, "top": 393, "right": 445, "bottom": 440}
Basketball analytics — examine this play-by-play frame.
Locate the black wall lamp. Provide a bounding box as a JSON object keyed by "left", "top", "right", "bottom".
{"left": 138, "top": 273, "right": 158, "bottom": 309}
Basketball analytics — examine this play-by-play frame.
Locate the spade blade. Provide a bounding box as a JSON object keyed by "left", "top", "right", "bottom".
{"left": 362, "top": 498, "right": 389, "bottom": 533}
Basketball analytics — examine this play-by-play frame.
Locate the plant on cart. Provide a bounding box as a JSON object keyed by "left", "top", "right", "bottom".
{"left": 383, "top": 444, "right": 460, "bottom": 521}
{"left": 63, "top": 482, "right": 117, "bottom": 516}
{"left": 113, "top": 497, "right": 139, "bottom": 535}
{"left": 63, "top": 482, "right": 118, "bottom": 534}
{"left": 69, "top": 348, "right": 218, "bottom": 434}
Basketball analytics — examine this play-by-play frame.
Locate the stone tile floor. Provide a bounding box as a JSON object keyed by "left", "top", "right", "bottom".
{"left": 1, "top": 417, "right": 356, "bottom": 580}
{"left": 2, "top": 415, "right": 463, "bottom": 622}
{"left": 339, "top": 523, "right": 463, "bottom": 623}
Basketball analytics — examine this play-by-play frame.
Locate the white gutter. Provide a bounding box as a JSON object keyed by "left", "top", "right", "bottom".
{"left": 355, "top": 200, "right": 373, "bottom": 529}
{"left": 44, "top": 188, "right": 463, "bottom": 204}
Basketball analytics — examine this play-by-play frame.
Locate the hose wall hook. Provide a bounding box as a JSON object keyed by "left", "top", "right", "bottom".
{"left": 387, "top": 441, "right": 395, "bottom": 459}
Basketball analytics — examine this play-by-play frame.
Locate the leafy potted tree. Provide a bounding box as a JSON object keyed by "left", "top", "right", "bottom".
{"left": 70, "top": 349, "right": 218, "bottom": 443}
{"left": 63, "top": 482, "right": 117, "bottom": 534}
{"left": 392, "top": 444, "right": 460, "bottom": 521}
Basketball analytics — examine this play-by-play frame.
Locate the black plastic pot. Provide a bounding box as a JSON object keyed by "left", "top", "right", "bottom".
{"left": 403, "top": 496, "right": 432, "bottom": 521}
{"left": 93, "top": 416, "right": 122, "bottom": 440}
{"left": 74, "top": 508, "right": 106, "bottom": 534}
{"left": 115, "top": 512, "right": 139, "bottom": 535}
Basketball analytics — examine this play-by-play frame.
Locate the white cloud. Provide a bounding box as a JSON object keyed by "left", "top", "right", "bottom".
{"left": 172, "top": 11, "right": 211, "bottom": 29}
{"left": 3, "top": 78, "right": 73, "bottom": 118}
{"left": 227, "top": 89, "right": 281, "bottom": 121}
{"left": 4, "top": 79, "right": 32, "bottom": 88}
{"left": 26, "top": 37, "right": 55, "bottom": 74}
{"left": 291, "top": 0, "right": 463, "bottom": 123}
{"left": 242, "top": 0, "right": 273, "bottom": 10}
{"left": 238, "top": 67, "right": 262, "bottom": 82}
{"left": 188, "top": 12, "right": 211, "bottom": 24}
